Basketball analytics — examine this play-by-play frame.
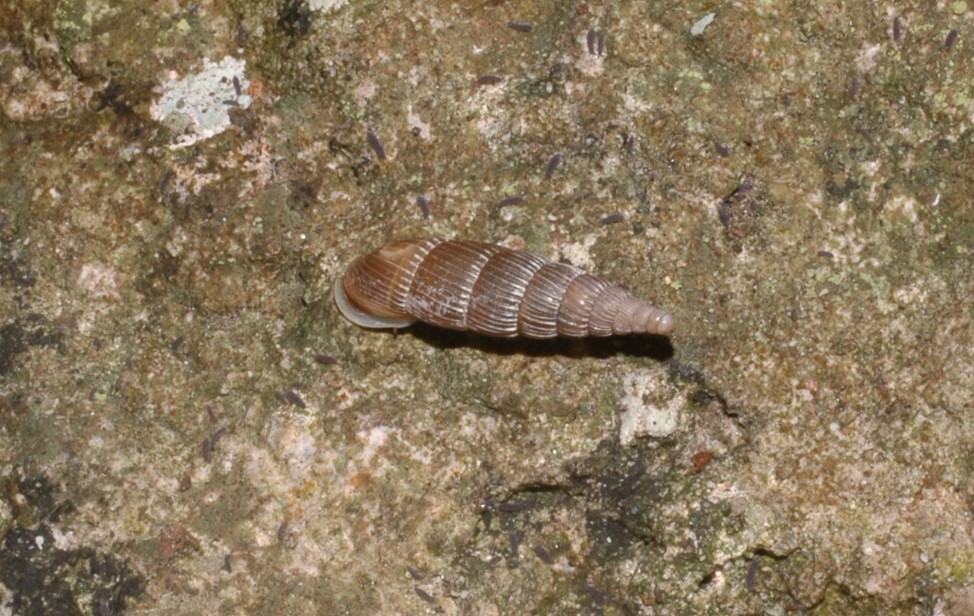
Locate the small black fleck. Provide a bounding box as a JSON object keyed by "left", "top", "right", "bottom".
{"left": 893, "top": 16, "right": 902, "bottom": 42}
{"left": 170, "top": 334, "right": 186, "bottom": 352}
{"left": 855, "top": 126, "right": 875, "bottom": 142}
{"left": 544, "top": 152, "right": 561, "bottom": 180}
{"left": 817, "top": 250, "right": 834, "bottom": 259}
{"left": 222, "top": 98, "right": 241, "bottom": 107}
{"left": 159, "top": 168, "right": 174, "bottom": 193}
{"left": 623, "top": 133, "right": 636, "bottom": 154}
{"left": 508, "top": 529, "right": 523, "bottom": 555}
{"left": 406, "top": 565, "right": 426, "bottom": 580}
{"left": 746, "top": 559, "right": 760, "bottom": 590}
{"left": 600, "top": 212, "right": 625, "bottom": 225}
{"left": 714, "top": 140, "right": 731, "bottom": 157}
{"left": 496, "top": 499, "right": 533, "bottom": 513}
{"left": 283, "top": 389, "right": 307, "bottom": 409}
{"left": 415, "top": 195, "right": 431, "bottom": 220}
{"left": 698, "top": 571, "right": 716, "bottom": 589}
{"left": 508, "top": 21, "right": 533, "bottom": 33}
{"left": 847, "top": 74, "right": 859, "bottom": 100}
{"left": 202, "top": 427, "right": 227, "bottom": 462}
{"left": 277, "top": 520, "right": 289, "bottom": 543}
{"left": 224, "top": 554, "right": 233, "bottom": 573}
{"left": 532, "top": 544, "right": 554, "bottom": 564}
{"left": 233, "top": 75, "right": 242, "bottom": 96}
{"left": 718, "top": 182, "right": 755, "bottom": 230}
{"left": 366, "top": 130, "right": 386, "bottom": 160}
{"left": 227, "top": 107, "right": 255, "bottom": 130}
{"left": 587, "top": 28, "right": 597, "bottom": 55}
{"left": 476, "top": 74, "right": 503, "bottom": 85}
{"left": 945, "top": 28, "right": 959, "bottom": 50}
{"left": 584, "top": 581, "right": 609, "bottom": 606}
{"left": 414, "top": 587, "right": 436, "bottom": 604}
{"left": 496, "top": 196, "right": 524, "bottom": 209}
{"left": 314, "top": 353, "right": 338, "bottom": 365}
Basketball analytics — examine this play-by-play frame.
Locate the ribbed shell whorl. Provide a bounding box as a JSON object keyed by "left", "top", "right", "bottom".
{"left": 335, "top": 238, "right": 674, "bottom": 338}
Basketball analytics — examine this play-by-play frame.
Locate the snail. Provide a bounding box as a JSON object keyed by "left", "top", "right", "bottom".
{"left": 334, "top": 238, "right": 674, "bottom": 338}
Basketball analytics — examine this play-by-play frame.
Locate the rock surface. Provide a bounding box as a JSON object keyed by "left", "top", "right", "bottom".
{"left": 1, "top": 1, "right": 972, "bottom": 614}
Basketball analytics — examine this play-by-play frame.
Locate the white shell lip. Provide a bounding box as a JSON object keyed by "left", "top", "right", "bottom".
{"left": 334, "top": 278, "right": 415, "bottom": 330}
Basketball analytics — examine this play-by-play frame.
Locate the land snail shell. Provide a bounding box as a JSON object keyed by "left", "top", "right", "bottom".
{"left": 334, "top": 238, "right": 675, "bottom": 339}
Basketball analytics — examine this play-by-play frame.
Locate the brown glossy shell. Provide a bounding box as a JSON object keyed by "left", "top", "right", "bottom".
{"left": 334, "top": 238, "right": 674, "bottom": 338}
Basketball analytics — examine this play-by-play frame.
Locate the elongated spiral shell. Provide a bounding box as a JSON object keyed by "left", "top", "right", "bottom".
{"left": 334, "top": 238, "right": 675, "bottom": 338}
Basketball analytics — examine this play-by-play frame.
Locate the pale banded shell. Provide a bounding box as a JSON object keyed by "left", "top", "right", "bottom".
{"left": 334, "top": 238, "right": 675, "bottom": 338}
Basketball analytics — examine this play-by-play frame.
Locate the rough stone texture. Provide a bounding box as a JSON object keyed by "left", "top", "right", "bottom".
{"left": 1, "top": 1, "right": 972, "bottom": 614}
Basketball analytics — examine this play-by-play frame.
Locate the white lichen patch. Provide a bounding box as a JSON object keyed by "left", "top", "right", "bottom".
{"left": 77, "top": 262, "right": 119, "bottom": 299}
{"left": 559, "top": 234, "right": 600, "bottom": 270}
{"left": 469, "top": 78, "right": 523, "bottom": 150}
{"left": 577, "top": 43, "right": 605, "bottom": 77}
{"left": 621, "top": 87, "right": 654, "bottom": 115}
{"left": 308, "top": 0, "right": 348, "bottom": 13}
{"left": 356, "top": 425, "right": 395, "bottom": 467}
{"left": 407, "top": 103, "right": 432, "bottom": 140}
{"left": 151, "top": 56, "right": 252, "bottom": 149}
{"left": 353, "top": 79, "right": 377, "bottom": 107}
{"left": 883, "top": 194, "right": 920, "bottom": 225}
{"left": 268, "top": 415, "right": 319, "bottom": 480}
{"left": 690, "top": 12, "right": 717, "bottom": 37}
{"left": 619, "top": 369, "right": 685, "bottom": 445}
{"left": 855, "top": 42, "right": 883, "bottom": 73}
